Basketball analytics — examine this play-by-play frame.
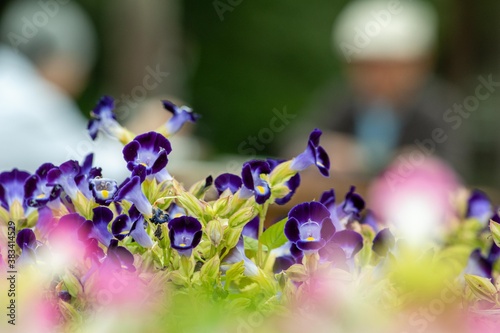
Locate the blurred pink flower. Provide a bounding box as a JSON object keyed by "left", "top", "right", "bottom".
{"left": 368, "top": 156, "right": 460, "bottom": 244}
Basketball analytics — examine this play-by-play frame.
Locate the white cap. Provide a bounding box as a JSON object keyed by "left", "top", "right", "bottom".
{"left": 333, "top": 0, "right": 438, "bottom": 62}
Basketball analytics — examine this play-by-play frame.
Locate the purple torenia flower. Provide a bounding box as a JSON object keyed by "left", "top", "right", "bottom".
{"left": 78, "top": 207, "right": 114, "bottom": 246}
{"left": 24, "top": 163, "right": 62, "bottom": 208}
{"left": 47, "top": 160, "right": 82, "bottom": 200}
{"left": 214, "top": 173, "right": 242, "bottom": 195}
{"left": 89, "top": 177, "right": 118, "bottom": 205}
{"left": 339, "top": 186, "right": 365, "bottom": 221}
{"left": 114, "top": 176, "right": 152, "bottom": 216}
{"left": 0, "top": 169, "right": 31, "bottom": 210}
{"left": 168, "top": 216, "right": 202, "bottom": 256}
{"left": 123, "top": 131, "right": 172, "bottom": 182}
{"left": 267, "top": 159, "right": 300, "bottom": 205}
{"left": 16, "top": 228, "right": 39, "bottom": 265}
{"left": 290, "top": 129, "right": 330, "bottom": 176}
{"left": 223, "top": 236, "right": 259, "bottom": 276}
{"left": 464, "top": 244, "right": 500, "bottom": 279}
{"left": 273, "top": 255, "right": 296, "bottom": 273}
{"left": 318, "top": 230, "right": 363, "bottom": 270}
{"left": 105, "top": 239, "right": 136, "bottom": 272}
{"left": 319, "top": 187, "right": 365, "bottom": 231}
{"left": 162, "top": 100, "right": 200, "bottom": 136}
{"left": 284, "top": 201, "right": 336, "bottom": 253}
{"left": 372, "top": 228, "right": 395, "bottom": 257}
{"left": 88, "top": 96, "right": 124, "bottom": 140}
{"left": 241, "top": 160, "right": 271, "bottom": 204}
{"left": 466, "top": 190, "right": 493, "bottom": 224}
{"left": 361, "top": 210, "right": 380, "bottom": 233}
{"left": 242, "top": 216, "right": 259, "bottom": 239}
{"left": 112, "top": 206, "right": 153, "bottom": 248}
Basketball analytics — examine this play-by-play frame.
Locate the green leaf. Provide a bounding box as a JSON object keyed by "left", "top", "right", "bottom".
{"left": 243, "top": 236, "right": 269, "bottom": 259}
{"left": 260, "top": 218, "right": 287, "bottom": 251}
{"left": 464, "top": 274, "right": 498, "bottom": 302}
{"left": 490, "top": 220, "right": 500, "bottom": 248}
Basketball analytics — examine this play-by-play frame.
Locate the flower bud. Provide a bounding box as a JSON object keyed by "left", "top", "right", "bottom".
{"left": 207, "top": 219, "right": 224, "bottom": 246}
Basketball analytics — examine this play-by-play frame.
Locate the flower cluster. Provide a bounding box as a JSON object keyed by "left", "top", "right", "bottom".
{"left": 2, "top": 96, "right": 500, "bottom": 333}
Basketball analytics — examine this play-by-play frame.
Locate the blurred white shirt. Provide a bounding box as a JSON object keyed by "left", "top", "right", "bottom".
{"left": 0, "top": 45, "right": 128, "bottom": 181}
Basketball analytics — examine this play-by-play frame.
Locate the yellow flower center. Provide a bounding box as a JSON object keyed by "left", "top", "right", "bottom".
{"left": 256, "top": 185, "right": 266, "bottom": 194}
{"left": 179, "top": 243, "right": 187, "bottom": 247}
{"left": 306, "top": 237, "right": 316, "bottom": 242}
{"left": 101, "top": 190, "right": 109, "bottom": 199}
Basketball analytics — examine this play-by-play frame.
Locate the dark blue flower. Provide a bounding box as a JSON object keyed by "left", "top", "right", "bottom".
{"left": 273, "top": 255, "right": 296, "bottom": 274}
{"left": 123, "top": 131, "right": 172, "bottom": 182}
{"left": 290, "top": 129, "right": 330, "bottom": 176}
{"left": 241, "top": 160, "right": 271, "bottom": 204}
{"left": 272, "top": 242, "right": 303, "bottom": 273}
{"left": 78, "top": 207, "right": 114, "bottom": 246}
{"left": 372, "top": 228, "right": 395, "bottom": 257}
{"left": 0, "top": 169, "right": 31, "bottom": 211}
{"left": 223, "top": 236, "right": 259, "bottom": 276}
{"left": 361, "top": 210, "right": 380, "bottom": 233}
{"left": 88, "top": 96, "right": 125, "bottom": 141}
{"left": 339, "top": 186, "right": 365, "bottom": 222}
{"left": 114, "top": 176, "right": 152, "bottom": 216}
{"left": 24, "top": 163, "right": 62, "bottom": 208}
{"left": 75, "top": 154, "right": 102, "bottom": 198}
{"left": 112, "top": 206, "right": 153, "bottom": 248}
{"left": 169, "top": 203, "right": 186, "bottom": 219}
{"left": 161, "top": 100, "right": 200, "bottom": 136}
{"left": 105, "top": 239, "right": 136, "bottom": 272}
{"left": 214, "top": 173, "right": 242, "bottom": 195}
{"left": 284, "top": 201, "right": 336, "bottom": 253}
{"left": 168, "top": 216, "right": 202, "bottom": 256}
{"left": 464, "top": 244, "right": 500, "bottom": 279}
{"left": 319, "top": 187, "right": 365, "bottom": 231}
{"left": 466, "top": 190, "right": 493, "bottom": 224}
{"left": 267, "top": 159, "right": 300, "bottom": 205}
{"left": 330, "top": 230, "right": 364, "bottom": 260}
{"left": 318, "top": 230, "right": 363, "bottom": 270}
{"left": 16, "top": 228, "right": 37, "bottom": 264}
{"left": 47, "top": 160, "right": 82, "bottom": 200}
{"left": 242, "top": 216, "right": 260, "bottom": 239}
{"left": 89, "top": 177, "right": 118, "bottom": 205}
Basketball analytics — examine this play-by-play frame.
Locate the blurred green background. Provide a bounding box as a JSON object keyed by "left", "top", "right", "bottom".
{"left": 1, "top": 0, "right": 500, "bottom": 186}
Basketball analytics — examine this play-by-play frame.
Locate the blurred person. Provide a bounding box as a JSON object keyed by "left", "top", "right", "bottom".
{"left": 269, "top": 0, "right": 470, "bottom": 221}
{"left": 282, "top": 0, "right": 468, "bottom": 183}
{"left": 0, "top": 0, "right": 128, "bottom": 179}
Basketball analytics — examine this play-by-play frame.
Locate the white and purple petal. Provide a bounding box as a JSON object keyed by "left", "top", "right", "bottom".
{"left": 162, "top": 100, "right": 200, "bottom": 136}
{"left": 214, "top": 173, "right": 242, "bottom": 195}
{"left": 0, "top": 169, "right": 31, "bottom": 210}
{"left": 114, "top": 176, "right": 152, "bottom": 216}
{"left": 168, "top": 216, "right": 203, "bottom": 256}
{"left": 466, "top": 190, "right": 493, "bottom": 224}
{"left": 331, "top": 229, "right": 363, "bottom": 259}
{"left": 290, "top": 129, "right": 330, "bottom": 176}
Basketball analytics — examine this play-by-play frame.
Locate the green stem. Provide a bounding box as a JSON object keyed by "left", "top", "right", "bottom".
{"left": 257, "top": 202, "right": 270, "bottom": 267}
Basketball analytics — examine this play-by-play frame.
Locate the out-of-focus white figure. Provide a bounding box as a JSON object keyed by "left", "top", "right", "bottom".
{"left": 0, "top": 0, "right": 128, "bottom": 180}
